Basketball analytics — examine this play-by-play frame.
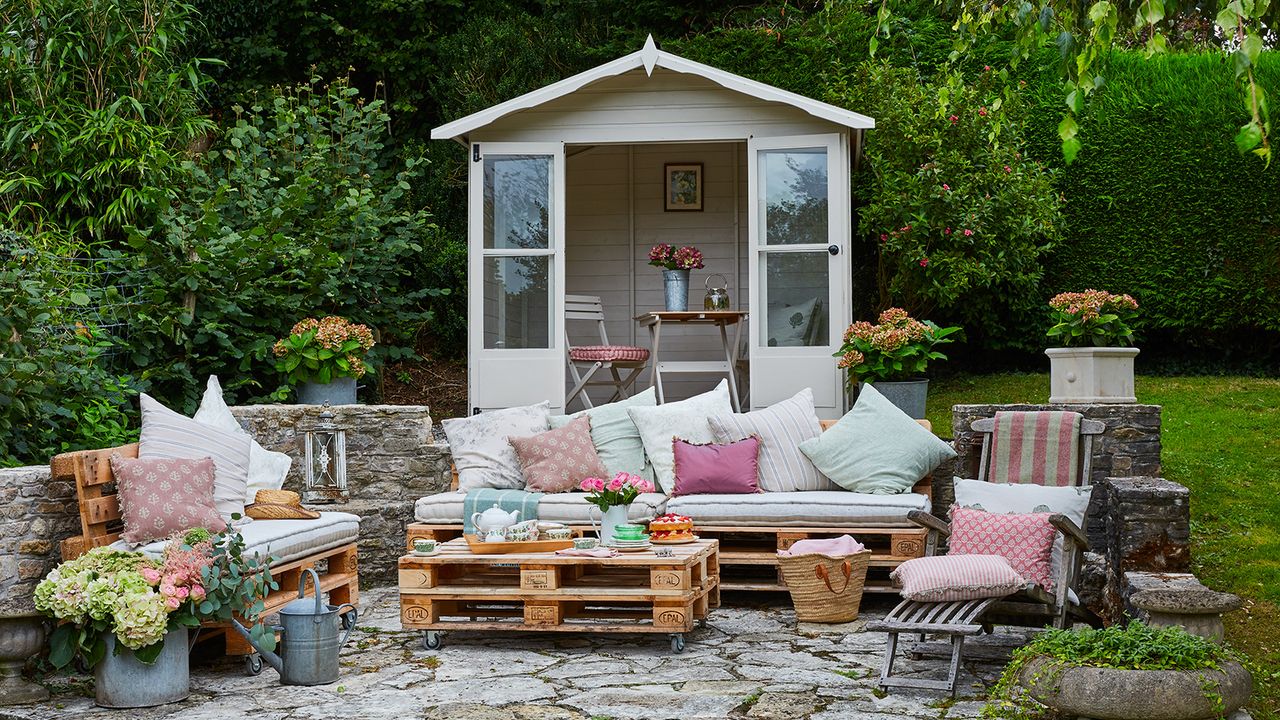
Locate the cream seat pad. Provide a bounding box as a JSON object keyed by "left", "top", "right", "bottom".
{"left": 666, "top": 491, "right": 930, "bottom": 527}
{"left": 111, "top": 512, "right": 360, "bottom": 566}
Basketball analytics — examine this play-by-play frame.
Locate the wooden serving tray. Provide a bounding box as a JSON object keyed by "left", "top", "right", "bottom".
{"left": 463, "top": 535, "right": 575, "bottom": 554}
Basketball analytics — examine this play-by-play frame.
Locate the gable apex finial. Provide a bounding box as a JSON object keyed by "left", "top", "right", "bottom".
{"left": 641, "top": 34, "right": 659, "bottom": 76}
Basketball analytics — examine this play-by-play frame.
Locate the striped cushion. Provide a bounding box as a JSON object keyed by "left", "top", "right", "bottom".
{"left": 988, "top": 411, "right": 1083, "bottom": 487}
{"left": 568, "top": 345, "right": 649, "bottom": 363}
{"left": 891, "top": 554, "right": 1027, "bottom": 602}
{"left": 138, "top": 393, "right": 251, "bottom": 522}
{"left": 948, "top": 506, "right": 1057, "bottom": 591}
{"left": 708, "top": 388, "right": 835, "bottom": 492}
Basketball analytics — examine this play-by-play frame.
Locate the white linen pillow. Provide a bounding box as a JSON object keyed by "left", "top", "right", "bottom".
{"left": 627, "top": 380, "right": 732, "bottom": 494}
{"left": 952, "top": 477, "right": 1094, "bottom": 585}
{"left": 442, "top": 402, "right": 552, "bottom": 491}
{"left": 138, "top": 393, "right": 252, "bottom": 522}
{"left": 708, "top": 387, "right": 835, "bottom": 492}
{"left": 193, "top": 375, "right": 292, "bottom": 505}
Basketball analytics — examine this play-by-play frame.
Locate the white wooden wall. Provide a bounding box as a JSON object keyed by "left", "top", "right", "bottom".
{"left": 564, "top": 142, "right": 749, "bottom": 406}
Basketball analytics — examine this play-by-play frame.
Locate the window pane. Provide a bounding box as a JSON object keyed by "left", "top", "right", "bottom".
{"left": 760, "top": 149, "right": 828, "bottom": 245}
{"left": 485, "top": 155, "right": 551, "bottom": 250}
{"left": 484, "top": 256, "right": 551, "bottom": 349}
{"left": 760, "top": 252, "right": 829, "bottom": 347}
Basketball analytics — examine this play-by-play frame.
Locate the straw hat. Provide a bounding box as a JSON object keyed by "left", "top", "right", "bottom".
{"left": 244, "top": 489, "right": 320, "bottom": 520}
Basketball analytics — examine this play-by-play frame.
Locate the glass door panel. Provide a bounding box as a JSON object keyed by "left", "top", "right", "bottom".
{"left": 484, "top": 156, "right": 551, "bottom": 250}
{"left": 483, "top": 256, "right": 552, "bottom": 349}
{"left": 760, "top": 252, "right": 830, "bottom": 348}
{"left": 761, "top": 149, "right": 829, "bottom": 246}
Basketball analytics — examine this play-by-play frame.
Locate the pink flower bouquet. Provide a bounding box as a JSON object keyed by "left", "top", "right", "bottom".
{"left": 648, "top": 244, "right": 705, "bottom": 271}
{"left": 580, "top": 471, "right": 654, "bottom": 512}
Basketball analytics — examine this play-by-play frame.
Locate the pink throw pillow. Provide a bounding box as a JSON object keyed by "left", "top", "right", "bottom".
{"left": 891, "top": 554, "right": 1027, "bottom": 602}
{"left": 111, "top": 454, "right": 227, "bottom": 545}
{"left": 671, "top": 436, "right": 761, "bottom": 497}
{"left": 508, "top": 416, "right": 610, "bottom": 493}
{"left": 948, "top": 506, "right": 1058, "bottom": 591}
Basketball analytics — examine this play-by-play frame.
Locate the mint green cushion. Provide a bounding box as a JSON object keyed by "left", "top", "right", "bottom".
{"left": 550, "top": 388, "right": 656, "bottom": 481}
{"left": 798, "top": 384, "right": 956, "bottom": 494}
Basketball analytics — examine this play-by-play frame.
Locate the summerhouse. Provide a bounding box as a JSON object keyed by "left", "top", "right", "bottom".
{"left": 433, "top": 37, "right": 874, "bottom": 418}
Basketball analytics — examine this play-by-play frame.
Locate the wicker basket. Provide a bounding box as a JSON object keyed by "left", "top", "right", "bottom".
{"left": 778, "top": 549, "right": 871, "bottom": 623}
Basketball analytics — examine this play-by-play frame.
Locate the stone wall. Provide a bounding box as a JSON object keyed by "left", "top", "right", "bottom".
{"left": 0, "top": 465, "right": 76, "bottom": 614}
{"left": 1099, "top": 476, "right": 1192, "bottom": 622}
{"left": 231, "top": 404, "right": 452, "bottom": 581}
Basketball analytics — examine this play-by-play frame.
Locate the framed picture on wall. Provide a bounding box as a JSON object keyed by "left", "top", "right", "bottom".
{"left": 664, "top": 163, "right": 703, "bottom": 211}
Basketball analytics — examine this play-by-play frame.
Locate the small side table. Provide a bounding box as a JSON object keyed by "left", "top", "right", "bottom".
{"left": 636, "top": 311, "right": 747, "bottom": 412}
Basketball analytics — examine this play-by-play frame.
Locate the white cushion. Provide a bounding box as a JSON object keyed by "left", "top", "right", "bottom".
{"left": 193, "top": 375, "right": 292, "bottom": 505}
{"left": 442, "top": 403, "right": 551, "bottom": 491}
{"left": 112, "top": 512, "right": 360, "bottom": 567}
{"left": 952, "top": 477, "right": 1093, "bottom": 584}
{"left": 628, "top": 380, "right": 732, "bottom": 494}
{"left": 139, "top": 393, "right": 251, "bottom": 522}
{"left": 667, "top": 490, "right": 930, "bottom": 527}
{"left": 414, "top": 491, "right": 666, "bottom": 525}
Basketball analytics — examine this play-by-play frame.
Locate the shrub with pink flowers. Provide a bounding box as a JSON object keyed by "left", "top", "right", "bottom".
{"left": 647, "top": 244, "right": 705, "bottom": 271}
{"left": 1047, "top": 289, "right": 1139, "bottom": 347}
{"left": 834, "top": 307, "right": 962, "bottom": 385}
{"left": 579, "top": 471, "right": 654, "bottom": 512}
{"left": 273, "top": 315, "right": 377, "bottom": 389}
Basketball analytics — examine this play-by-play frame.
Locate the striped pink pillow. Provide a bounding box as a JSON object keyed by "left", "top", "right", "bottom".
{"left": 891, "top": 555, "right": 1026, "bottom": 602}
{"left": 948, "top": 507, "right": 1058, "bottom": 591}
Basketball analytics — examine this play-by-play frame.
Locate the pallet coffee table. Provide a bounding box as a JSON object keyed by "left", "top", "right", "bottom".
{"left": 399, "top": 538, "right": 719, "bottom": 653}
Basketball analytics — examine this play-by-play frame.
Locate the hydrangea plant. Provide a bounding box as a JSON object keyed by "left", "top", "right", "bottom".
{"left": 647, "top": 244, "right": 705, "bottom": 271}
{"left": 1046, "top": 289, "right": 1139, "bottom": 348}
{"left": 835, "top": 307, "right": 962, "bottom": 385}
{"left": 273, "top": 315, "right": 376, "bottom": 386}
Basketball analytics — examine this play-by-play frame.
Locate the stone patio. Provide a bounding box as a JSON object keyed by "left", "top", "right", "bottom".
{"left": 8, "top": 587, "right": 1025, "bottom": 720}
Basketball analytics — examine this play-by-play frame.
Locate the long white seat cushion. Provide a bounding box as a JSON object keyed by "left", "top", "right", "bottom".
{"left": 666, "top": 491, "right": 930, "bottom": 527}
{"left": 414, "top": 491, "right": 666, "bottom": 525}
{"left": 112, "top": 512, "right": 361, "bottom": 566}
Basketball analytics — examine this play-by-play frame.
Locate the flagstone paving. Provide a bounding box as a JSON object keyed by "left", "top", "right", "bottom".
{"left": 7, "top": 586, "right": 1021, "bottom": 720}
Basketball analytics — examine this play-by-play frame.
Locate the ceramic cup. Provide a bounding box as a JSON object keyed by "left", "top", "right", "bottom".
{"left": 546, "top": 528, "right": 572, "bottom": 540}
{"left": 573, "top": 537, "right": 599, "bottom": 550}
{"left": 613, "top": 524, "right": 645, "bottom": 540}
{"left": 506, "top": 528, "right": 532, "bottom": 542}
{"left": 413, "top": 539, "right": 436, "bottom": 554}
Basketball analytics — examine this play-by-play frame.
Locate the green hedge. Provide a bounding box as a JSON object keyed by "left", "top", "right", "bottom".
{"left": 1027, "top": 52, "right": 1280, "bottom": 367}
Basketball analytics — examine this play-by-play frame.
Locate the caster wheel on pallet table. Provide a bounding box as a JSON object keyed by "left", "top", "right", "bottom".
{"left": 341, "top": 612, "right": 356, "bottom": 631}
{"left": 244, "top": 653, "right": 264, "bottom": 676}
{"left": 423, "top": 631, "right": 443, "bottom": 651}
{"left": 670, "top": 634, "right": 686, "bottom": 654}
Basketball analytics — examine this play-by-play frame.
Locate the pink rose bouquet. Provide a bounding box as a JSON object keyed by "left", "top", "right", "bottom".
{"left": 580, "top": 471, "right": 654, "bottom": 512}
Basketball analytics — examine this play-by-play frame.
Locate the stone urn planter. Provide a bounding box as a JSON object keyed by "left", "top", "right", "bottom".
{"left": 1131, "top": 588, "right": 1243, "bottom": 643}
{"left": 0, "top": 614, "right": 49, "bottom": 705}
{"left": 1046, "top": 346, "right": 1139, "bottom": 403}
{"left": 1017, "top": 655, "right": 1252, "bottom": 720}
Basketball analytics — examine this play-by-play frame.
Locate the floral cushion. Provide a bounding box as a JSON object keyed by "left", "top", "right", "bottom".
{"left": 891, "top": 554, "right": 1027, "bottom": 602}
{"left": 111, "top": 455, "right": 227, "bottom": 546}
{"left": 442, "top": 402, "right": 552, "bottom": 491}
{"left": 549, "top": 388, "right": 655, "bottom": 481}
{"left": 508, "top": 416, "right": 610, "bottom": 493}
{"left": 948, "top": 507, "right": 1057, "bottom": 591}
{"left": 568, "top": 345, "right": 650, "bottom": 363}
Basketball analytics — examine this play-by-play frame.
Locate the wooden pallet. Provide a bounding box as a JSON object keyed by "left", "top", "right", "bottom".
{"left": 406, "top": 522, "right": 923, "bottom": 595}
{"left": 399, "top": 539, "right": 720, "bottom": 640}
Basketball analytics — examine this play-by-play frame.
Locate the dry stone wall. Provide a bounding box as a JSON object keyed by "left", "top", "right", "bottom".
{"left": 0, "top": 465, "right": 76, "bottom": 614}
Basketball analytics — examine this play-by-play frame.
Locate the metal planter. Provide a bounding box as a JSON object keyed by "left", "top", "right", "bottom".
{"left": 94, "top": 629, "right": 190, "bottom": 708}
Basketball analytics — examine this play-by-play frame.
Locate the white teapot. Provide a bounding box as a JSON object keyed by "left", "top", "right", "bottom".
{"left": 471, "top": 504, "right": 520, "bottom": 539}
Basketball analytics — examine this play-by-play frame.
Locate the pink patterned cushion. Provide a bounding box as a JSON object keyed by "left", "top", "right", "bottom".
{"left": 948, "top": 506, "right": 1057, "bottom": 591}
{"left": 568, "top": 345, "right": 650, "bottom": 363}
{"left": 509, "top": 416, "right": 610, "bottom": 493}
{"left": 671, "top": 436, "right": 762, "bottom": 496}
{"left": 111, "top": 454, "right": 227, "bottom": 546}
{"left": 891, "top": 554, "right": 1027, "bottom": 602}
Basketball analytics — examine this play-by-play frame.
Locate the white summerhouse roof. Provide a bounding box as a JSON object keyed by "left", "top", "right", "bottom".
{"left": 431, "top": 35, "right": 874, "bottom": 142}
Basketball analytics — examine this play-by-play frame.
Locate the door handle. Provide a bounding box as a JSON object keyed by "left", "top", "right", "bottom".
{"left": 828, "top": 245, "right": 840, "bottom": 256}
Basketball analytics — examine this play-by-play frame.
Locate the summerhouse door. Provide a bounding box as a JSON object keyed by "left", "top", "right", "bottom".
{"left": 468, "top": 142, "right": 567, "bottom": 414}
{"left": 746, "top": 134, "right": 850, "bottom": 418}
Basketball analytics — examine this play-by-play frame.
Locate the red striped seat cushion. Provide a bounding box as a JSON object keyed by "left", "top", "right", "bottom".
{"left": 890, "top": 554, "right": 1027, "bottom": 602}
{"left": 568, "top": 345, "right": 650, "bottom": 363}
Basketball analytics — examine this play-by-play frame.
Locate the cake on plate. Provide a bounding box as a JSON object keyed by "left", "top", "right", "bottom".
{"left": 649, "top": 513, "right": 696, "bottom": 543}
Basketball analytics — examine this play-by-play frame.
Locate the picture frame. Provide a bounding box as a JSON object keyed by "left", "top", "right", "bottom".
{"left": 664, "top": 163, "right": 703, "bottom": 211}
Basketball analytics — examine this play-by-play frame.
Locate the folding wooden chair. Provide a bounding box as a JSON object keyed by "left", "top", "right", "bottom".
{"left": 867, "top": 412, "right": 1106, "bottom": 695}
{"left": 565, "top": 294, "right": 649, "bottom": 410}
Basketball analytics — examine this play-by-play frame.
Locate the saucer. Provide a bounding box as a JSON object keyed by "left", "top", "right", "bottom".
{"left": 410, "top": 549, "right": 440, "bottom": 557}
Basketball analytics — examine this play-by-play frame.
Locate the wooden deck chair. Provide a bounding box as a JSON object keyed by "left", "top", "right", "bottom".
{"left": 565, "top": 294, "right": 650, "bottom": 410}
{"left": 867, "top": 412, "right": 1106, "bottom": 695}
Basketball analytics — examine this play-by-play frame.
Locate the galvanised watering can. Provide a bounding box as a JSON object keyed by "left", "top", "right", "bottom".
{"left": 230, "top": 568, "right": 357, "bottom": 685}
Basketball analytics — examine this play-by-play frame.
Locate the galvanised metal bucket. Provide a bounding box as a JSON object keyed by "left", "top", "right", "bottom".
{"left": 298, "top": 377, "right": 357, "bottom": 405}
{"left": 663, "top": 269, "right": 690, "bottom": 312}
{"left": 94, "top": 629, "right": 190, "bottom": 708}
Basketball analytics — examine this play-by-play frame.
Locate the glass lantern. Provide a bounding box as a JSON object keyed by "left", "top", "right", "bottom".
{"left": 303, "top": 403, "right": 348, "bottom": 504}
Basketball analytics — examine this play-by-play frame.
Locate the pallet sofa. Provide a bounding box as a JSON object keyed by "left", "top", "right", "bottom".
{"left": 53, "top": 443, "right": 360, "bottom": 664}
{"left": 407, "top": 420, "right": 935, "bottom": 594}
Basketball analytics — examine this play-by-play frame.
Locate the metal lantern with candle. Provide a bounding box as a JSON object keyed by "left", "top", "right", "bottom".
{"left": 303, "top": 403, "right": 348, "bottom": 504}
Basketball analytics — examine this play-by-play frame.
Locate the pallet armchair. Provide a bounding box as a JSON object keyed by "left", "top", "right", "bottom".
{"left": 52, "top": 444, "right": 360, "bottom": 667}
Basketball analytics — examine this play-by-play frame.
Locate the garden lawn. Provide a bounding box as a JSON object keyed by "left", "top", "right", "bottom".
{"left": 927, "top": 373, "right": 1280, "bottom": 718}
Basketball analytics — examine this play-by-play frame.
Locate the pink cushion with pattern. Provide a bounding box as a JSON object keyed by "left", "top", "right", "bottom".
{"left": 891, "top": 554, "right": 1027, "bottom": 602}
{"left": 568, "top": 345, "right": 650, "bottom": 363}
{"left": 111, "top": 454, "right": 228, "bottom": 545}
{"left": 948, "top": 506, "right": 1058, "bottom": 591}
{"left": 509, "top": 416, "right": 610, "bottom": 493}
{"left": 671, "top": 436, "right": 762, "bottom": 496}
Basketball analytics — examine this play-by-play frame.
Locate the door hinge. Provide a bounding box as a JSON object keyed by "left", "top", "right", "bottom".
{"left": 472, "top": 406, "right": 481, "bottom": 416}
{"left": 472, "top": 144, "right": 480, "bottom": 162}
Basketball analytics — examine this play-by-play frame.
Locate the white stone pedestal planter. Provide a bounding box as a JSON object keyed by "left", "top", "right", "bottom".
{"left": 1046, "top": 347, "right": 1139, "bottom": 403}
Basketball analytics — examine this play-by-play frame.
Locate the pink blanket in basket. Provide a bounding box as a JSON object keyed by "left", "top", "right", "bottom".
{"left": 777, "top": 535, "right": 865, "bottom": 557}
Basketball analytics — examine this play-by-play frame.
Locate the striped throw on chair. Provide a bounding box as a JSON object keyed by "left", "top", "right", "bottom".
{"left": 987, "top": 411, "right": 1083, "bottom": 487}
